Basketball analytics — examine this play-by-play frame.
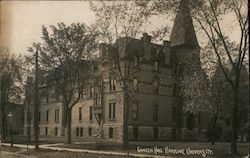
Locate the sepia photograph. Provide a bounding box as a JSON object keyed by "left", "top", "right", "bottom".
{"left": 0, "top": 0, "right": 249, "bottom": 157}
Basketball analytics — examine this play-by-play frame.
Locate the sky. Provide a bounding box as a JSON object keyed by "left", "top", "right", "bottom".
{"left": 1, "top": 1, "right": 96, "bottom": 55}
{"left": 0, "top": 1, "right": 241, "bottom": 56}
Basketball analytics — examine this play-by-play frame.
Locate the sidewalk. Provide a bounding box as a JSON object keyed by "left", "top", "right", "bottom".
{"left": 1, "top": 143, "right": 172, "bottom": 158}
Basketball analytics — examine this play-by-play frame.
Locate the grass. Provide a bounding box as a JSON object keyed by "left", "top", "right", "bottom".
{"left": 1, "top": 141, "right": 249, "bottom": 158}
{"left": 56, "top": 141, "right": 249, "bottom": 158}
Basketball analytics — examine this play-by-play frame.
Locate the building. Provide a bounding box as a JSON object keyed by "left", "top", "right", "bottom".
{"left": 23, "top": 0, "right": 210, "bottom": 143}
{"left": 2, "top": 102, "right": 25, "bottom": 139}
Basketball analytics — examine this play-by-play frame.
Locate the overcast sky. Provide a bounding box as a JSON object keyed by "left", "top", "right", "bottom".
{"left": 0, "top": 1, "right": 240, "bottom": 56}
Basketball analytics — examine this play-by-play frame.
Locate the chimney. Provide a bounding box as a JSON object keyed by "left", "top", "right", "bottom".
{"left": 99, "top": 43, "right": 106, "bottom": 58}
{"left": 141, "top": 33, "right": 152, "bottom": 60}
{"left": 163, "top": 40, "right": 171, "bottom": 65}
{"left": 142, "top": 33, "right": 152, "bottom": 43}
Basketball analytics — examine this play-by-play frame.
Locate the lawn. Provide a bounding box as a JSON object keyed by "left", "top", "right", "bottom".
{"left": 56, "top": 141, "right": 249, "bottom": 158}
{"left": 1, "top": 141, "right": 249, "bottom": 158}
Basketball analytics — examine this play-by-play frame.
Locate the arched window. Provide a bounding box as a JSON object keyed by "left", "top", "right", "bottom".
{"left": 133, "top": 78, "right": 139, "bottom": 91}
{"left": 154, "top": 60, "right": 160, "bottom": 72}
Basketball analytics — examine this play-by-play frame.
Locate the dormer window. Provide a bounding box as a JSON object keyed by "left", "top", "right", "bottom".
{"left": 154, "top": 60, "right": 160, "bottom": 72}
{"left": 152, "top": 79, "right": 160, "bottom": 94}
{"left": 89, "top": 86, "right": 94, "bottom": 97}
{"left": 134, "top": 55, "right": 139, "bottom": 67}
{"left": 133, "top": 78, "right": 139, "bottom": 91}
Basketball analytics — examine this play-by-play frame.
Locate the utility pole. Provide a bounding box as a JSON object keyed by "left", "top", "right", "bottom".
{"left": 34, "top": 48, "right": 39, "bottom": 151}
{"left": 0, "top": 78, "right": 2, "bottom": 145}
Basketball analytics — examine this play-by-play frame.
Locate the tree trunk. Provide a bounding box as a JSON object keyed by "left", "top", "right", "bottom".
{"left": 0, "top": 81, "right": 2, "bottom": 141}
{"left": 1, "top": 92, "right": 6, "bottom": 141}
{"left": 61, "top": 104, "right": 66, "bottom": 136}
{"left": 211, "top": 107, "right": 219, "bottom": 145}
{"left": 122, "top": 83, "right": 129, "bottom": 149}
{"left": 231, "top": 86, "right": 239, "bottom": 154}
{"left": 67, "top": 108, "right": 72, "bottom": 144}
{"left": 211, "top": 116, "right": 218, "bottom": 145}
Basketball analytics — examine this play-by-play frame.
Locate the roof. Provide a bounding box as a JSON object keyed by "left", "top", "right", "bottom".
{"left": 170, "top": 0, "right": 200, "bottom": 49}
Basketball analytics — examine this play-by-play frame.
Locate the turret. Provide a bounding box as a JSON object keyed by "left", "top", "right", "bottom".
{"left": 170, "top": 0, "right": 200, "bottom": 49}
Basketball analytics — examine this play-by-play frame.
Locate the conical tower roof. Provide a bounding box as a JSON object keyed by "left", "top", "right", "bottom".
{"left": 170, "top": 0, "right": 199, "bottom": 49}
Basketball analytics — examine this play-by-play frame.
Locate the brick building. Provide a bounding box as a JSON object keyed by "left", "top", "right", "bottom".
{"left": 23, "top": 0, "right": 210, "bottom": 142}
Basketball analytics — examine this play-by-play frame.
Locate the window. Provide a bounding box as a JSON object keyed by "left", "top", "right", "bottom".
{"left": 38, "top": 111, "right": 41, "bottom": 122}
{"left": 46, "top": 110, "right": 49, "bottom": 122}
{"left": 133, "top": 79, "right": 139, "bottom": 91}
{"left": 80, "top": 127, "right": 83, "bottom": 137}
{"left": 109, "top": 103, "right": 116, "bottom": 119}
{"left": 27, "top": 111, "right": 31, "bottom": 122}
{"left": 109, "top": 128, "right": 114, "bottom": 138}
{"left": 79, "top": 107, "right": 82, "bottom": 121}
{"left": 89, "top": 107, "right": 93, "bottom": 121}
{"left": 55, "top": 93, "right": 60, "bottom": 101}
{"left": 45, "top": 127, "right": 48, "bottom": 135}
{"left": 133, "top": 127, "right": 138, "bottom": 140}
{"left": 88, "top": 127, "right": 92, "bottom": 136}
{"left": 172, "top": 107, "right": 176, "bottom": 122}
{"left": 89, "top": 86, "right": 94, "bottom": 97}
{"left": 132, "top": 103, "right": 138, "bottom": 120}
{"left": 80, "top": 91, "right": 84, "bottom": 98}
{"left": 173, "top": 84, "right": 177, "bottom": 96}
{"left": 76, "top": 127, "right": 79, "bottom": 136}
{"left": 174, "top": 64, "right": 178, "bottom": 74}
{"left": 95, "top": 93, "right": 102, "bottom": 107}
{"left": 55, "top": 109, "right": 59, "bottom": 123}
{"left": 154, "top": 61, "right": 160, "bottom": 72}
{"left": 187, "top": 113, "right": 194, "bottom": 130}
{"left": 26, "top": 127, "right": 29, "bottom": 135}
{"left": 152, "top": 80, "right": 159, "bottom": 94}
{"left": 153, "top": 105, "right": 158, "bottom": 121}
{"left": 55, "top": 127, "right": 58, "bottom": 136}
{"left": 134, "top": 55, "right": 139, "bottom": 67}
{"left": 198, "top": 112, "right": 201, "bottom": 125}
{"left": 109, "top": 77, "right": 116, "bottom": 91}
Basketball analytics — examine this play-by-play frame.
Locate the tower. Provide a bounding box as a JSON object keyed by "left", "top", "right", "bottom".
{"left": 170, "top": 0, "right": 199, "bottom": 50}
{"left": 170, "top": 0, "right": 201, "bottom": 140}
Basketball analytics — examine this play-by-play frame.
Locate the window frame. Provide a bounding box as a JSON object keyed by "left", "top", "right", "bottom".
{"left": 55, "top": 109, "right": 59, "bottom": 123}
{"left": 153, "top": 104, "right": 158, "bottom": 122}
{"left": 109, "top": 127, "right": 114, "bottom": 138}
{"left": 89, "top": 107, "right": 93, "bottom": 121}
{"left": 79, "top": 107, "right": 82, "bottom": 121}
{"left": 132, "top": 103, "right": 139, "bottom": 120}
{"left": 46, "top": 110, "right": 49, "bottom": 122}
{"left": 109, "top": 77, "right": 117, "bottom": 91}
{"left": 109, "top": 102, "right": 116, "bottom": 120}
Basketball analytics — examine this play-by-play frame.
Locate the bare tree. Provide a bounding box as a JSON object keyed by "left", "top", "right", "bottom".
{"left": 150, "top": 0, "right": 248, "bottom": 154}
{"left": 90, "top": 1, "right": 157, "bottom": 149}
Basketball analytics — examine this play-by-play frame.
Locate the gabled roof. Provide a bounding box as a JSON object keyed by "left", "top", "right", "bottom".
{"left": 170, "top": 0, "right": 200, "bottom": 49}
